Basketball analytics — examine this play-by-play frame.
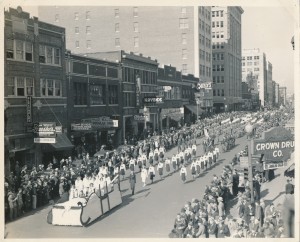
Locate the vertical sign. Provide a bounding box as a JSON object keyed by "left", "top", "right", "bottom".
{"left": 136, "top": 72, "right": 141, "bottom": 108}
{"left": 26, "top": 96, "right": 32, "bottom": 123}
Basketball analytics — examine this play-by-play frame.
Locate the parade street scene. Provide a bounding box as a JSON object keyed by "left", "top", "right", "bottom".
{"left": 3, "top": 3, "right": 297, "bottom": 240}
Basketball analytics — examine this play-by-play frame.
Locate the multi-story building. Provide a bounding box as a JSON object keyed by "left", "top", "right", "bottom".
{"left": 242, "top": 48, "right": 268, "bottom": 107}
{"left": 4, "top": 7, "right": 70, "bottom": 173}
{"left": 38, "top": 6, "right": 212, "bottom": 80}
{"left": 211, "top": 6, "right": 244, "bottom": 112}
{"left": 274, "top": 82, "right": 280, "bottom": 107}
{"left": 65, "top": 52, "right": 122, "bottom": 154}
{"left": 83, "top": 51, "right": 159, "bottom": 141}
{"left": 157, "top": 65, "right": 184, "bottom": 131}
{"left": 279, "top": 86, "right": 287, "bottom": 106}
{"left": 266, "top": 61, "right": 273, "bottom": 107}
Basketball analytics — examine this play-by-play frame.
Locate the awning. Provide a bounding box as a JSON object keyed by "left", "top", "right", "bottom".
{"left": 50, "top": 133, "right": 74, "bottom": 151}
{"left": 184, "top": 105, "right": 204, "bottom": 115}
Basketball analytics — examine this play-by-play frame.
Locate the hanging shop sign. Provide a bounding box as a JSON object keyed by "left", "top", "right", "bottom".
{"left": 252, "top": 127, "right": 294, "bottom": 169}
{"left": 197, "top": 82, "right": 212, "bottom": 90}
{"left": 134, "top": 114, "right": 145, "bottom": 122}
{"left": 34, "top": 122, "right": 56, "bottom": 138}
{"left": 26, "top": 96, "right": 32, "bottom": 123}
{"left": 143, "top": 96, "right": 164, "bottom": 104}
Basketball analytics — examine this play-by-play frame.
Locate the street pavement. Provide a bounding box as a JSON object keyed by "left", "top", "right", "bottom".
{"left": 6, "top": 134, "right": 249, "bottom": 238}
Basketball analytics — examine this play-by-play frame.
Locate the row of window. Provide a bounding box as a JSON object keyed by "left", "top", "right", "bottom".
{"left": 212, "top": 10, "right": 224, "bottom": 17}
{"left": 212, "top": 53, "right": 224, "bottom": 61}
{"left": 212, "top": 31, "right": 224, "bottom": 39}
{"left": 158, "top": 86, "right": 181, "bottom": 100}
{"left": 199, "top": 20, "right": 211, "bottom": 34}
{"left": 182, "top": 88, "right": 192, "bottom": 99}
{"left": 114, "top": 7, "right": 138, "bottom": 18}
{"left": 123, "top": 67, "right": 157, "bottom": 85}
{"left": 200, "top": 50, "right": 211, "bottom": 62}
{"left": 200, "top": 65, "right": 211, "bottom": 77}
{"left": 242, "top": 56, "right": 260, "bottom": 60}
{"left": 212, "top": 65, "right": 225, "bottom": 72}
{"left": 115, "top": 22, "right": 139, "bottom": 33}
{"left": 212, "top": 21, "right": 224, "bottom": 28}
{"left": 242, "top": 68, "right": 260, "bottom": 72}
{"left": 179, "top": 18, "right": 189, "bottom": 29}
{"left": 75, "top": 26, "right": 91, "bottom": 34}
{"left": 6, "top": 39, "right": 61, "bottom": 65}
{"left": 242, "top": 61, "right": 259, "bottom": 66}
{"left": 199, "top": 7, "right": 211, "bottom": 21}
{"left": 212, "top": 42, "right": 225, "bottom": 49}
{"left": 73, "top": 83, "right": 118, "bottom": 105}
{"left": 7, "top": 77, "right": 61, "bottom": 97}
{"left": 213, "top": 76, "right": 225, "bottom": 83}
{"left": 213, "top": 89, "right": 225, "bottom": 96}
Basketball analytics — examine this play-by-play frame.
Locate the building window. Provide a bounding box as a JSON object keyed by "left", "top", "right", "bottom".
{"left": 90, "top": 84, "right": 105, "bottom": 105}
{"left": 85, "top": 40, "right": 91, "bottom": 49}
{"left": 212, "top": 22, "right": 215, "bottom": 27}
{"left": 75, "top": 12, "right": 79, "bottom": 20}
{"left": 86, "top": 11, "right": 90, "bottom": 20}
{"left": 75, "top": 27, "right": 79, "bottom": 34}
{"left": 108, "top": 85, "right": 118, "bottom": 104}
{"left": 182, "top": 64, "right": 187, "bottom": 74}
{"left": 86, "top": 26, "right": 91, "bottom": 34}
{"left": 220, "top": 21, "right": 224, "bottom": 27}
{"left": 115, "top": 38, "right": 120, "bottom": 47}
{"left": 75, "top": 41, "right": 79, "bottom": 48}
{"left": 254, "top": 56, "right": 260, "bottom": 60}
{"left": 220, "top": 11, "right": 224, "bottom": 17}
{"left": 181, "top": 7, "right": 187, "bottom": 14}
{"left": 254, "top": 61, "right": 259, "bottom": 65}
{"left": 217, "top": 89, "right": 220, "bottom": 96}
{"left": 7, "top": 77, "right": 34, "bottom": 96}
{"left": 73, "top": 82, "right": 87, "bottom": 105}
{"left": 242, "top": 62, "right": 245, "bottom": 66}
{"left": 213, "top": 90, "right": 216, "bottom": 96}
{"left": 221, "top": 65, "right": 224, "bottom": 71}
{"left": 133, "top": 7, "right": 138, "bottom": 17}
{"left": 182, "top": 49, "right": 187, "bottom": 59}
{"left": 247, "top": 56, "right": 252, "bottom": 60}
{"left": 254, "top": 68, "right": 260, "bottom": 71}
{"left": 179, "top": 18, "right": 189, "bottom": 29}
{"left": 221, "top": 76, "right": 224, "bottom": 83}
{"left": 216, "top": 11, "right": 219, "bottom": 17}
{"left": 181, "top": 33, "right": 187, "bottom": 44}
{"left": 8, "top": 40, "right": 33, "bottom": 62}
{"left": 115, "top": 8, "right": 119, "bottom": 18}
{"left": 41, "top": 79, "right": 61, "bottom": 97}
{"left": 39, "top": 45, "right": 61, "bottom": 65}
{"left": 247, "top": 62, "right": 252, "bottom": 65}
{"left": 133, "top": 22, "right": 138, "bottom": 32}
{"left": 212, "top": 65, "right": 216, "bottom": 71}
{"left": 16, "top": 40, "right": 24, "bottom": 60}
{"left": 134, "top": 37, "right": 139, "bottom": 47}
{"left": 220, "top": 53, "right": 224, "bottom": 60}
{"left": 212, "top": 11, "right": 215, "bottom": 17}
{"left": 55, "top": 14, "right": 59, "bottom": 22}
{"left": 114, "top": 23, "right": 120, "bottom": 32}
{"left": 221, "top": 89, "right": 224, "bottom": 96}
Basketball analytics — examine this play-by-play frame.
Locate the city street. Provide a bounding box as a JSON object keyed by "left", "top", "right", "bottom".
{"left": 6, "top": 134, "right": 248, "bottom": 238}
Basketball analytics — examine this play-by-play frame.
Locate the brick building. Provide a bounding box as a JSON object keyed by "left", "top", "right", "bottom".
{"left": 4, "top": 7, "right": 70, "bottom": 173}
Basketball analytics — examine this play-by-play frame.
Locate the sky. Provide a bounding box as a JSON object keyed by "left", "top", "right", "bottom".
{"left": 4, "top": 2, "right": 297, "bottom": 95}
{"left": 242, "top": 6, "right": 296, "bottom": 94}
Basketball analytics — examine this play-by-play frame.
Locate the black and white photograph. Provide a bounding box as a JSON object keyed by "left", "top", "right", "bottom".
{"left": 2, "top": 0, "right": 299, "bottom": 239}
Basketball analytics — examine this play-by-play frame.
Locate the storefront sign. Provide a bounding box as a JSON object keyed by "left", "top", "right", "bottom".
{"left": 252, "top": 127, "right": 294, "bottom": 165}
{"left": 134, "top": 114, "right": 145, "bottom": 121}
{"left": 71, "top": 123, "right": 92, "bottom": 131}
{"left": 26, "top": 96, "right": 32, "bottom": 123}
{"left": 163, "top": 86, "right": 172, "bottom": 92}
{"left": 197, "top": 82, "right": 212, "bottom": 90}
{"left": 55, "top": 126, "right": 62, "bottom": 133}
{"left": 161, "top": 108, "right": 184, "bottom": 116}
{"left": 34, "top": 137, "right": 56, "bottom": 143}
{"left": 239, "top": 157, "right": 248, "bottom": 168}
{"left": 264, "top": 161, "right": 287, "bottom": 170}
{"left": 34, "top": 122, "right": 56, "bottom": 137}
{"left": 143, "top": 97, "right": 164, "bottom": 104}
{"left": 82, "top": 117, "right": 118, "bottom": 129}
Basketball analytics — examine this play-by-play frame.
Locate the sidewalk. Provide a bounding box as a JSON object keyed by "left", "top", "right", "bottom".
{"left": 228, "top": 165, "right": 293, "bottom": 218}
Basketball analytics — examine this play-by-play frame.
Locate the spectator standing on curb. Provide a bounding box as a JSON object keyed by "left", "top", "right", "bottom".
{"left": 285, "top": 179, "right": 294, "bottom": 194}
{"left": 129, "top": 171, "right": 136, "bottom": 195}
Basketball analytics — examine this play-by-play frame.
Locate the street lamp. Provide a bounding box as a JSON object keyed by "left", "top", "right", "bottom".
{"left": 245, "top": 123, "right": 254, "bottom": 203}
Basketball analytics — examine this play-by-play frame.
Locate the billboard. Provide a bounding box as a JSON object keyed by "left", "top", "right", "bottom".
{"left": 34, "top": 122, "right": 56, "bottom": 138}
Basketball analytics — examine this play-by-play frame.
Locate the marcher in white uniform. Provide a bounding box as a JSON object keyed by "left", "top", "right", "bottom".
{"left": 165, "top": 158, "right": 171, "bottom": 175}
{"left": 157, "top": 161, "right": 164, "bottom": 179}
{"left": 141, "top": 166, "right": 148, "bottom": 187}
{"left": 148, "top": 165, "right": 155, "bottom": 184}
{"left": 180, "top": 165, "right": 187, "bottom": 183}
{"left": 190, "top": 160, "right": 197, "bottom": 180}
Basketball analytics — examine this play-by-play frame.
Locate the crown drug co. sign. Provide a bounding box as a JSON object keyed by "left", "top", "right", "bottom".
{"left": 251, "top": 127, "right": 294, "bottom": 169}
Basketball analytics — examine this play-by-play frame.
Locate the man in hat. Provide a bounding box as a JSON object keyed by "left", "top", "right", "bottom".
{"left": 217, "top": 197, "right": 225, "bottom": 217}
{"left": 207, "top": 216, "right": 217, "bottom": 238}
{"left": 173, "top": 213, "right": 187, "bottom": 238}
{"left": 7, "top": 190, "right": 17, "bottom": 220}
{"left": 183, "top": 221, "right": 194, "bottom": 238}
{"left": 254, "top": 200, "right": 263, "bottom": 227}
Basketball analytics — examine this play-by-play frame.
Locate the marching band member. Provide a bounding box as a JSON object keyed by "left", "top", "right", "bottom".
{"left": 141, "top": 166, "right": 148, "bottom": 187}
{"left": 172, "top": 154, "right": 177, "bottom": 171}
{"left": 119, "top": 162, "right": 126, "bottom": 180}
{"left": 129, "top": 158, "right": 135, "bottom": 172}
{"left": 180, "top": 165, "right": 187, "bottom": 183}
{"left": 157, "top": 160, "right": 164, "bottom": 179}
{"left": 148, "top": 164, "right": 155, "bottom": 184}
{"left": 190, "top": 160, "right": 197, "bottom": 180}
{"left": 196, "top": 158, "right": 201, "bottom": 177}
{"left": 165, "top": 158, "right": 171, "bottom": 175}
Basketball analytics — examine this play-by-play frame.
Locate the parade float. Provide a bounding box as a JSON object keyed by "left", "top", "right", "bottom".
{"left": 47, "top": 179, "right": 122, "bottom": 226}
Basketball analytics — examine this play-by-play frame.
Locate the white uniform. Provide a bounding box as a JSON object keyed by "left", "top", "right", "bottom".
{"left": 141, "top": 168, "right": 148, "bottom": 183}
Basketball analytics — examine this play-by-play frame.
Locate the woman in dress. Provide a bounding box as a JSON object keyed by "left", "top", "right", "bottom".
{"left": 190, "top": 160, "right": 197, "bottom": 180}
{"left": 180, "top": 165, "right": 187, "bottom": 183}
{"left": 157, "top": 160, "right": 164, "bottom": 180}
{"left": 165, "top": 158, "right": 171, "bottom": 175}
{"left": 172, "top": 155, "right": 177, "bottom": 172}
{"left": 196, "top": 158, "right": 201, "bottom": 177}
{"left": 141, "top": 166, "right": 148, "bottom": 187}
{"left": 148, "top": 164, "right": 155, "bottom": 184}
{"left": 148, "top": 150, "right": 154, "bottom": 165}
{"left": 119, "top": 162, "right": 126, "bottom": 180}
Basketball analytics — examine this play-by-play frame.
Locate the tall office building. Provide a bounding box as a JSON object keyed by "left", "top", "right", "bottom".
{"left": 39, "top": 6, "right": 212, "bottom": 82}
{"left": 242, "top": 48, "right": 267, "bottom": 107}
{"left": 211, "top": 6, "right": 243, "bottom": 112}
{"left": 39, "top": 6, "right": 214, "bottom": 115}
{"left": 266, "top": 61, "right": 273, "bottom": 107}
